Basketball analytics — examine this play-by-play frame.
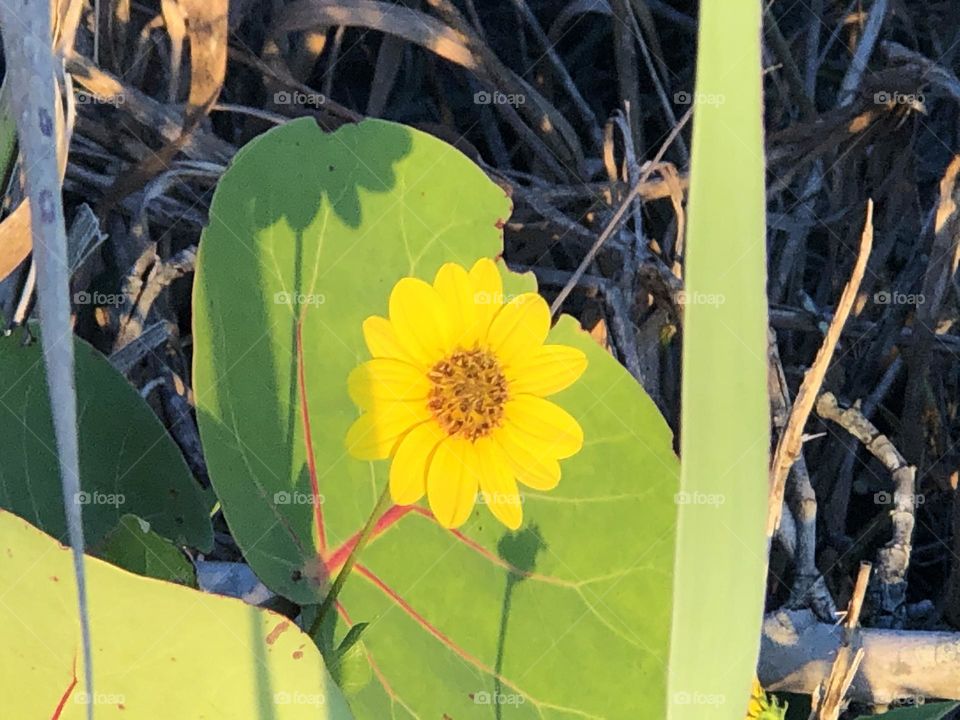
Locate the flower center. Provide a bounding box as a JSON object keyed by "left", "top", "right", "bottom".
{"left": 427, "top": 348, "right": 508, "bottom": 441}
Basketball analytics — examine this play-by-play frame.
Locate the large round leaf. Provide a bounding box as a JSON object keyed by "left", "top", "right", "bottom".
{"left": 194, "top": 118, "right": 678, "bottom": 718}
{"left": 0, "top": 330, "right": 212, "bottom": 550}
{"left": 0, "top": 508, "right": 352, "bottom": 718}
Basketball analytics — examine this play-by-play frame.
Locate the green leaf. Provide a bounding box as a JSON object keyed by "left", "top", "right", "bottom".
{"left": 0, "top": 508, "right": 353, "bottom": 719}
{"left": 194, "top": 117, "right": 509, "bottom": 602}
{"left": 667, "top": 3, "right": 769, "bottom": 720}
{"left": 310, "top": 612, "right": 372, "bottom": 697}
{"left": 0, "top": 75, "right": 18, "bottom": 198}
{"left": 0, "top": 330, "right": 212, "bottom": 551}
{"left": 329, "top": 628, "right": 373, "bottom": 699}
{"left": 93, "top": 514, "right": 196, "bottom": 587}
{"left": 194, "top": 118, "right": 678, "bottom": 718}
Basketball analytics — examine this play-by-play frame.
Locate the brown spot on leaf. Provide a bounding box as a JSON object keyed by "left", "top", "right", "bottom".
{"left": 301, "top": 556, "right": 329, "bottom": 588}
{"left": 292, "top": 650, "right": 303, "bottom": 660}
{"left": 265, "top": 621, "right": 290, "bottom": 645}
{"left": 50, "top": 575, "right": 59, "bottom": 582}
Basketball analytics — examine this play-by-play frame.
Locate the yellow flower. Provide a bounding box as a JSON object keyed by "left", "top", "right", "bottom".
{"left": 345, "top": 258, "right": 587, "bottom": 530}
{"left": 746, "top": 677, "right": 787, "bottom": 720}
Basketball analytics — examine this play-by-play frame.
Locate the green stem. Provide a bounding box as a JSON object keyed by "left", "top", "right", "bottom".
{"left": 310, "top": 483, "right": 392, "bottom": 639}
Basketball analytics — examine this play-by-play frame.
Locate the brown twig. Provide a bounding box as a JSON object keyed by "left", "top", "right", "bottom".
{"left": 768, "top": 330, "right": 837, "bottom": 620}
{"left": 810, "top": 562, "right": 870, "bottom": 720}
{"left": 549, "top": 107, "right": 692, "bottom": 316}
{"left": 768, "top": 200, "right": 874, "bottom": 536}
{"left": 816, "top": 392, "right": 917, "bottom": 627}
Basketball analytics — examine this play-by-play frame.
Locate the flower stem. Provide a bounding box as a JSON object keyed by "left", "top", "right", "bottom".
{"left": 310, "top": 483, "right": 392, "bottom": 638}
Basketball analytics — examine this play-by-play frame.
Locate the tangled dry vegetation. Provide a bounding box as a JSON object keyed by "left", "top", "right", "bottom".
{"left": 4, "top": 0, "right": 960, "bottom": 714}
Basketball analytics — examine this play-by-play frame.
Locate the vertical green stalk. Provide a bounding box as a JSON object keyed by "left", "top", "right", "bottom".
{"left": 667, "top": 3, "right": 769, "bottom": 720}
{"left": 0, "top": 7, "right": 92, "bottom": 720}
{"left": 309, "top": 483, "right": 392, "bottom": 638}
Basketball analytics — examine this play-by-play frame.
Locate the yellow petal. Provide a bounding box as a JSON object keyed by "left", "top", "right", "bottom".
{"left": 495, "top": 429, "right": 561, "bottom": 490}
{"left": 345, "top": 402, "right": 430, "bottom": 460}
{"left": 389, "top": 421, "right": 446, "bottom": 505}
{"left": 362, "top": 316, "right": 421, "bottom": 366}
{"left": 505, "top": 344, "right": 588, "bottom": 396}
{"left": 469, "top": 258, "right": 504, "bottom": 336}
{"left": 502, "top": 395, "right": 583, "bottom": 459}
{"left": 388, "top": 277, "right": 452, "bottom": 364}
{"left": 485, "top": 293, "right": 550, "bottom": 365}
{"left": 348, "top": 358, "right": 430, "bottom": 409}
{"left": 433, "top": 262, "right": 477, "bottom": 346}
{"left": 474, "top": 437, "right": 522, "bottom": 530}
{"left": 427, "top": 437, "right": 480, "bottom": 528}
